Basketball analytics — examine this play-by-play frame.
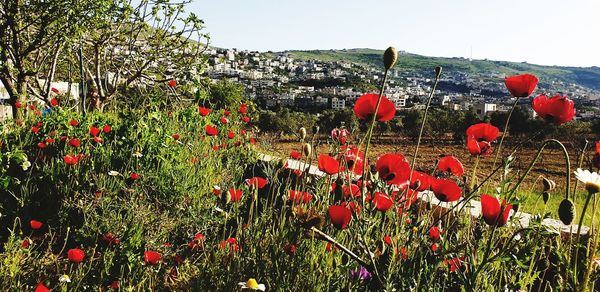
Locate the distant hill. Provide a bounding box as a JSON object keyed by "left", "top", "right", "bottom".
{"left": 280, "top": 49, "right": 600, "bottom": 91}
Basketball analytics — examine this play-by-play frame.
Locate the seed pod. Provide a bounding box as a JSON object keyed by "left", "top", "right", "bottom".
{"left": 558, "top": 199, "right": 575, "bottom": 225}
{"left": 542, "top": 178, "right": 556, "bottom": 192}
{"left": 542, "top": 191, "right": 550, "bottom": 204}
{"left": 302, "top": 143, "right": 312, "bottom": 157}
{"left": 383, "top": 47, "right": 398, "bottom": 70}
{"left": 435, "top": 66, "right": 443, "bottom": 78}
{"left": 298, "top": 127, "right": 307, "bottom": 140}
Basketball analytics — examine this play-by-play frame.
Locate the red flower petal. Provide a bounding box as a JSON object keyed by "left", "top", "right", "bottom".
{"left": 318, "top": 154, "right": 340, "bottom": 175}
{"left": 532, "top": 94, "right": 576, "bottom": 125}
{"left": 205, "top": 125, "right": 218, "bottom": 136}
{"left": 90, "top": 127, "right": 101, "bottom": 136}
{"left": 431, "top": 178, "right": 462, "bottom": 202}
{"left": 67, "top": 248, "right": 85, "bottom": 263}
{"left": 245, "top": 177, "right": 268, "bottom": 189}
{"left": 438, "top": 156, "right": 465, "bottom": 176}
{"left": 198, "top": 107, "right": 211, "bottom": 116}
{"left": 228, "top": 188, "right": 243, "bottom": 202}
{"left": 480, "top": 194, "right": 512, "bottom": 227}
{"left": 353, "top": 93, "right": 396, "bottom": 122}
{"left": 328, "top": 205, "right": 352, "bottom": 229}
{"left": 376, "top": 153, "right": 411, "bottom": 185}
{"left": 290, "top": 151, "right": 301, "bottom": 160}
{"left": 504, "top": 74, "right": 538, "bottom": 97}
{"left": 372, "top": 192, "right": 394, "bottom": 211}
{"left": 30, "top": 220, "right": 43, "bottom": 230}
{"left": 144, "top": 251, "right": 161, "bottom": 265}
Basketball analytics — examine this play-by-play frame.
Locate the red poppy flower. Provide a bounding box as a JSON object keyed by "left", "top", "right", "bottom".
{"left": 480, "top": 194, "right": 512, "bottom": 227}
{"left": 89, "top": 127, "right": 100, "bottom": 137}
{"left": 168, "top": 79, "right": 177, "bottom": 88}
{"left": 228, "top": 188, "right": 243, "bottom": 202}
{"left": 342, "top": 183, "right": 361, "bottom": 198}
{"left": 223, "top": 110, "right": 231, "bottom": 116}
{"left": 340, "top": 145, "right": 365, "bottom": 175}
{"left": 466, "top": 123, "right": 499, "bottom": 156}
{"left": 67, "top": 248, "right": 85, "bottom": 263}
{"left": 103, "top": 232, "right": 120, "bottom": 245}
{"left": 249, "top": 138, "right": 257, "bottom": 144}
{"left": 188, "top": 232, "right": 206, "bottom": 250}
{"left": 50, "top": 98, "right": 59, "bottom": 107}
{"left": 93, "top": 136, "right": 103, "bottom": 144}
{"left": 103, "top": 125, "right": 111, "bottom": 133}
{"left": 328, "top": 205, "right": 352, "bottom": 230}
{"left": 445, "top": 256, "right": 465, "bottom": 273}
{"left": 383, "top": 235, "right": 393, "bottom": 246}
{"left": 428, "top": 226, "right": 440, "bottom": 241}
{"left": 68, "top": 138, "right": 81, "bottom": 148}
{"left": 318, "top": 154, "right": 340, "bottom": 175}
{"left": 46, "top": 137, "right": 55, "bottom": 144}
{"left": 438, "top": 156, "right": 465, "bottom": 176}
{"left": 288, "top": 190, "right": 312, "bottom": 204}
{"left": 372, "top": 192, "right": 394, "bottom": 211}
{"left": 64, "top": 155, "right": 79, "bottom": 165}
{"left": 227, "top": 131, "right": 235, "bottom": 139}
{"left": 109, "top": 280, "right": 120, "bottom": 289}
{"left": 431, "top": 178, "right": 462, "bottom": 202}
{"left": 409, "top": 171, "right": 432, "bottom": 191}
{"left": 245, "top": 177, "right": 268, "bottom": 189}
{"left": 35, "top": 283, "right": 51, "bottom": 292}
{"left": 400, "top": 247, "right": 408, "bottom": 260}
{"left": 51, "top": 87, "right": 60, "bottom": 94}
{"left": 239, "top": 103, "right": 248, "bottom": 114}
{"left": 395, "top": 189, "right": 419, "bottom": 209}
{"left": 375, "top": 153, "right": 411, "bottom": 185}
{"left": 431, "top": 243, "right": 438, "bottom": 252}
{"left": 353, "top": 93, "right": 396, "bottom": 122}
{"left": 198, "top": 107, "right": 211, "bottom": 116}
{"left": 15, "top": 101, "right": 23, "bottom": 108}
{"left": 205, "top": 125, "right": 218, "bottom": 136}
{"left": 21, "top": 238, "right": 31, "bottom": 248}
{"left": 331, "top": 128, "right": 350, "bottom": 144}
{"left": 130, "top": 172, "right": 140, "bottom": 180}
{"left": 30, "top": 220, "right": 43, "bottom": 230}
{"left": 290, "top": 151, "right": 301, "bottom": 160}
{"left": 37, "top": 142, "right": 47, "bottom": 149}
{"left": 171, "top": 133, "right": 181, "bottom": 140}
{"left": 242, "top": 116, "right": 251, "bottom": 123}
{"left": 31, "top": 126, "right": 40, "bottom": 134}
{"left": 283, "top": 243, "right": 297, "bottom": 255}
{"left": 532, "top": 94, "right": 576, "bottom": 125}
{"left": 70, "top": 119, "right": 79, "bottom": 127}
{"left": 220, "top": 117, "right": 229, "bottom": 124}
{"left": 144, "top": 251, "right": 161, "bottom": 265}
{"left": 504, "top": 74, "right": 538, "bottom": 97}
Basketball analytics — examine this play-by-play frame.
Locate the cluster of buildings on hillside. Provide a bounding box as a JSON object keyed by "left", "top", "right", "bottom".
{"left": 202, "top": 48, "right": 600, "bottom": 119}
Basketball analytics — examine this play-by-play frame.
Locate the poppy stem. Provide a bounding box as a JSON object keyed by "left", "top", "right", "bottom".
{"left": 491, "top": 97, "right": 520, "bottom": 171}
{"left": 360, "top": 69, "right": 389, "bottom": 200}
{"left": 309, "top": 226, "right": 369, "bottom": 267}
{"left": 469, "top": 156, "right": 480, "bottom": 192}
{"left": 410, "top": 67, "right": 442, "bottom": 171}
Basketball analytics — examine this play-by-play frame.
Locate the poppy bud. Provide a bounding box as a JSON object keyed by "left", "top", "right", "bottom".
{"left": 435, "top": 66, "right": 443, "bottom": 78}
{"left": 542, "top": 178, "right": 556, "bottom": 192}
{"left": 302, "top": 143, "right": 312, "bottom": 157}
{"left": 558, "top": 199, "right": 575, "bottom": 225}
{"left": 383, "top": 47, "right": 398, "bottom": 70}
{"left": 298, "top": 127, "right": 307, "bottom": 140}
{"left": 542, "top": 191, "right": 549, "bottom": 204}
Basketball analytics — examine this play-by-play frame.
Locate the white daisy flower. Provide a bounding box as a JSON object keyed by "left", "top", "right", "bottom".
{"left": 59, "top": 274, "right": 71, "bottom": 283}
{"left": 108, "top": 171, "right": 120, "bottom": 176}
{"left": 238, "top": 278, "right": 266, "bottom": 291}
{"left": 132, "top": 152, "right": 143, "bottom": 158}
{"left": 21, "top": 160, "right": 31, "bottom": 171}
{"left": 574, "top": 168, "right": 600, "bottom": 194}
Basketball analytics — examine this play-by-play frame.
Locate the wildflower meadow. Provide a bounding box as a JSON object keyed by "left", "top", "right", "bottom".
{"left": 1, "top": 47, "right": 600, "bottom": 291}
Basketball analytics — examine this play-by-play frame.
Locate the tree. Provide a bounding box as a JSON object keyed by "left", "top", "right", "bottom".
{"left": 0, "top": 0, "right": 98, "bottom": 118}
{"left": 81, "top": 0, "right": 208, "bottom": 111}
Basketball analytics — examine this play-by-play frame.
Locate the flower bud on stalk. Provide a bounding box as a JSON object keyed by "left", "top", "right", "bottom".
{"left": 302, "top": 143, "right": 312, "bottom": 157}
{"left": 298, "top": 127, "right": 307, "bottom": 141}
{"left": 383, "top": 47, "right": 398, "bottom": 70}
{"left": 558, "top": 198, "right": 575, "bottom": 225}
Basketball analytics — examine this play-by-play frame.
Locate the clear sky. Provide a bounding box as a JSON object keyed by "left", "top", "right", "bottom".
{"left": 191, "top": 0, "right": 600, "bottom": 67}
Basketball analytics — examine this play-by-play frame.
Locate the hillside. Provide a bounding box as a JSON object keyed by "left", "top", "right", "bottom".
{"left": 282, "top": 49, "right": 600, "bottom": 91}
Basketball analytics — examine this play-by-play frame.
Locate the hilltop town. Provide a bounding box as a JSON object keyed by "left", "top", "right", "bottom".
{"left": 203, "top": 48, "right": 600, "bottom": 119}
